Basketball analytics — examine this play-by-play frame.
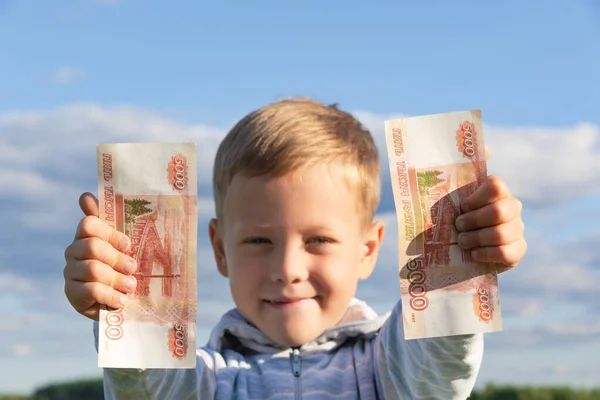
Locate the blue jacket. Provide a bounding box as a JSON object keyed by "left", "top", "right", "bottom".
{"left": 94, "top": 298, "right": 483, "bottom": 399}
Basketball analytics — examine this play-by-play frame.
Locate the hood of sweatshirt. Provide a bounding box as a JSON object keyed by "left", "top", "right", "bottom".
{"left": 206, "top": 298, "right": 391, "bottom": 355}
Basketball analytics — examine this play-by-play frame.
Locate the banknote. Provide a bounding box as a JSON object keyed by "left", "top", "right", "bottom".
{"left": 384, "top": 110, "right": 502, "bottom": 340}
{"left": 96, "top": 143, "right": 198, "bottom": 368}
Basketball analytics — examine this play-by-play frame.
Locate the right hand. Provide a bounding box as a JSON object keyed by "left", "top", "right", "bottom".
{"left": 63, "top": 192, "right": 138, "bottom": 321}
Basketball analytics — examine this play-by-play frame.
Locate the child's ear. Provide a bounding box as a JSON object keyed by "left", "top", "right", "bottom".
{"left": 209, "top": 218, "right": 228, "bottom": 278}
{"left": 358, "top": 220, "right": 385, "bottom": 280}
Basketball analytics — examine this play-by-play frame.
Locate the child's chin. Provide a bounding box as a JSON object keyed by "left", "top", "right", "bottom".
{"left": 271, "top": 330, "right": 324, "bottom": 348}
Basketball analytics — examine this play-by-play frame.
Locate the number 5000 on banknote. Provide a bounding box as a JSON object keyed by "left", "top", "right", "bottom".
{"left": 384, "top": 110, "right": 503, "bottom": 340}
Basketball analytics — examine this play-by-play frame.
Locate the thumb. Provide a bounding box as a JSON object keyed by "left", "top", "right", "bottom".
{"left": 79, "top": 192, "right": 99, "bottom": 217}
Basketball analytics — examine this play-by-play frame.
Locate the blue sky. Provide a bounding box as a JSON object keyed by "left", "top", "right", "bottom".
{"left": 2, "top": 0, "right": 599, "bottom": 126}
{"left": 1, "top": 0, "right": 599, "bottom": 395}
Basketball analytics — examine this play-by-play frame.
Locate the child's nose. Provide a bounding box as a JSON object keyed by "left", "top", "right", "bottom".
{"left": 269, "top": 245, "right": 309, "bottom": 284}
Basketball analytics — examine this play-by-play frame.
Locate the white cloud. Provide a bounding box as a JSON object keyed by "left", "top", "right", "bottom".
{"left": 0, "top": 104, "right": 225, "bottom": 182}
{"left": 487, "top": 321, "right": 600, "bottom": 350}
{"left": 13, "top": 344, "right": 31, "bottom": 357}
{"left": 500, "top": 295, "right": 543, "bottom": 318}
{"left": 51, "top": 67, "right": 83, "bottom": 85}
{"left": 0, "top": 273, "right": 35, "bottom": 292}
{"left": 476, "top": 342, "right": 600, "bottom": 388}
{"left": 499, "top": 232, "right": 600, "bottom": 298}
{"left": 486, "top": 123, "right": 600, "bottom": 205}
{"left": 0, "top": 311, "right": 47, "bottom": 333}
{"left": 0, "top": 169, "right": 77, "bottom": 199}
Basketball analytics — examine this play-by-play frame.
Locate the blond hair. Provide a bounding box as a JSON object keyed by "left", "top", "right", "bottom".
{"left": 212, "top": 97, "right": 380, "bottom": 228}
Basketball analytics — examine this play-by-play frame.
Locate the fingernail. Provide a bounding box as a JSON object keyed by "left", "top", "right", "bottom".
{"left": 459, "top": 233, "right": 468, "bottom": 247}
{"left": 120, "top": 295, "right": 128, "bottom": 306}
{"left": 124, "top": 276, "right": 137, "bottom": 291}
{"left": 124, "top": 259, "right": 137, "bottom": 274}
{"left": 471, "top": 249, "right": 480, "bottom": 261}
{"left": 118, "top": 236, "right": 131, "bottom": 252}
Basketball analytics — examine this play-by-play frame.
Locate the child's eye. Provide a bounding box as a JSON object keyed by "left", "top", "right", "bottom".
{"left": 308, "top": 237, "right": 333, "bottom": 245}
{"left": 243, "top": 237, "right": 271, "bottom": 244}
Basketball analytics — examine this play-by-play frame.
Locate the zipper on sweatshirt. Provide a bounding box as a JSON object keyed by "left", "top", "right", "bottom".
{"left": 290, "top": 348, "right": 302, "bottom": 399}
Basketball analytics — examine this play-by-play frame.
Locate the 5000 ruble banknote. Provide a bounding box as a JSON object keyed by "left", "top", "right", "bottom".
{"left": 97, "top": 143, "right": 198, "bottom": 368}
{"left": 384, "top": 110, "right": 502, "bottom": 340}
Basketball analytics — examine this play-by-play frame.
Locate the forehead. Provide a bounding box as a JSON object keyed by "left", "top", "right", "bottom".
{"left": 222, "top": 163, "right": 362, "bottom": 231}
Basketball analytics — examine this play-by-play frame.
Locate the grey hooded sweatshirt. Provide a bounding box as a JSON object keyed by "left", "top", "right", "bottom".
{"left": 94, "top": 298, "right": 484, "bottom": 399}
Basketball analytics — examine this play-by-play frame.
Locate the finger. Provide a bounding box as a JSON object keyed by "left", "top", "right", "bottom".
{"left": 471, "top": 238, "right": 528, "bottom": 267}
{"left": 485, "top": 145, "right": 490, "bottom": 161}
{"left": 80, "top": 192, "right": 99, "bottom": 217}
{"left": 68, "top": 259, "right": 137, "bottom": 293}
{"left": 74, "top": 215, "right": 131, "bottom": 253}
{"left": 64, "top": 279, "right": 98, "bottom": 317}
{"left": 88, "top": 281, "right": 131, "bottom": 310}
{"left": 458, "top": 219, "right": 525, "bottom": 249}
{"left": 65, "top": 237, "right": 137, "bottom": 274}
{"left": 460, "top": 175, "right": 511, "bottom": 213}
{"left": 456, "top": 196, "right": 522, "bottom": 232}
{"left": 67, "top": 280, "right": 129, "bottom": 312}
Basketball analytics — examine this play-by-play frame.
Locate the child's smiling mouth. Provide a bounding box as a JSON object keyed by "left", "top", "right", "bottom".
{"left": 263, "top": 296, "right": 318, "bottom": 309}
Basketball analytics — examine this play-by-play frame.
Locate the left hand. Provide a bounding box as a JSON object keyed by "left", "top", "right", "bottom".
{"left": 455, "top": 175, "right": 527, "bottom": 270}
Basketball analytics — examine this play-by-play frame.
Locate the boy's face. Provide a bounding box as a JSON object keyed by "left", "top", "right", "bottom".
{"left": 209, "top": 162, "right": 384, "bottom": 348}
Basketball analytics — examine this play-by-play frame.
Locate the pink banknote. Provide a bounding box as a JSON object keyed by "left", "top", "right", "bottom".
{"left": 97, "top": 143, "right": 198, "bottom": 368}
{"left": 384, "top": 111, "right": 502, "bottom": 339}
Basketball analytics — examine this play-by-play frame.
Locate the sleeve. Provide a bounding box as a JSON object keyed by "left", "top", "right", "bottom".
{"left": 373, "top": 301, "right": 484, "bottom": 400}
{"left": 93, "top": 320, "right": 219, "bottom": 400}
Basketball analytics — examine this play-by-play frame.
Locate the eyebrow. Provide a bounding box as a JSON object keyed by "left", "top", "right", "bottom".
{"left": 233, "top": 222, "right": 341, "bottom": 234}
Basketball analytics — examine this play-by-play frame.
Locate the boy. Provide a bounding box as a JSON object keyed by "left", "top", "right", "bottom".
{"left": 63, "top": 97, "right": 527, "bottom": 399}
